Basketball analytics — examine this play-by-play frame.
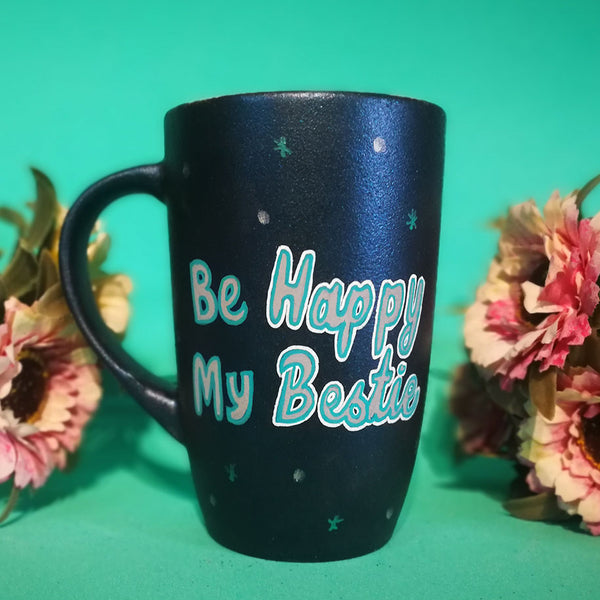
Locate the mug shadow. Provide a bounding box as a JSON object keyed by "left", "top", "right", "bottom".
{"left": 421, "top": 374, "right": 515, "bottom": 502}
{"left": 421, "top": 371, "right": 586, "bottom": 535}
{"left": 0, "top": 372, "right": 195, "bottom": 521}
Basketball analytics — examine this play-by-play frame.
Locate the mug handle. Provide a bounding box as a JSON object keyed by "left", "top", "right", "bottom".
{"left": 59, "top": 163, "right": 183, "bottom": 442}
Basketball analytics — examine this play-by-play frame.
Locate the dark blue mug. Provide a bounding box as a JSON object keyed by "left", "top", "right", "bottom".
{"left": 59, "top": 92, "right": 445, "bottom": 561}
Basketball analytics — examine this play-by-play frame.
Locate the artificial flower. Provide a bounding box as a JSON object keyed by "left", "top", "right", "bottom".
{"left": 449, "top": 363, "right": 519, "bottom": 457}
{"left": 0, "top": 168, "right": 132, "bottom": 522}
{"left": 465, "top": 191, "right": 600, "bottom": 389}
{"left": 45, "top": 203, "right": 133, "bottom": 336}
{"left": 518, "top": 366, "right": 600, "bottom": 534}
{"left": 87, "top": 230, "right": 133, "bottom": 336}
{"left": 0, "top": 293, "right": 101, "bottom": 490}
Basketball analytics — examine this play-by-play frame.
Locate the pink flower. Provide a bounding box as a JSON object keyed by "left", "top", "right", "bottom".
{"left": 518, "top": 366, "right": 600, "bottom": 534}
{"left": 0, "top": 293, "right": 101, "bottom": 490}
{"left": 465, "top": 192, "right": 600, "bottom": 389}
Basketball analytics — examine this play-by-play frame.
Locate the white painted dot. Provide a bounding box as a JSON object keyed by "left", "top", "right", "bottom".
{"left": 386, "top": 507, "right": 394, "bottom": 520}
{"left": 257, "top": 209, "right": 270, "bottom": 225}
{"left": 293, "top": 468, "right": 306, "bottom": 483}
{"left": 209, "top": 494, "right": 217, "bottom": 507}
{"left": 182, "top": 163, "right": 190, "bottom": 178}
{"left": 373, "top": 137, "right": 387, "bottom": 153}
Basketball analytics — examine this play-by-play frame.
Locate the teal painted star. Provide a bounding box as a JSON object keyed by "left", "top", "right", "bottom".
{"left": 328, "top": 515, "right": 344, "bottom": 532}
{"left": 406, "top": 208, "right": 418, "bottom": 230}
{"left": 225, "top": 463, "right": 237, "bottom": 482}
{"left": 274, "top": 137, "right": 292, "bottom": 158}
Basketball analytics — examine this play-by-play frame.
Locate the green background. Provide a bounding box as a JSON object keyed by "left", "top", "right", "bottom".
{"left": 1, "top": 0, "right": 599, "bottom": 598}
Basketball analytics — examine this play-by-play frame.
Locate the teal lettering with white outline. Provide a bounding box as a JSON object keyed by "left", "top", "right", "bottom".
{"left": 372, "top": 279, "right": 406, "bottom": 359}
{"left": 193, "top": 353, "right": 223, "bottom": 421}
{"left": 190, "top": 259, "right": 248, "bottom": 326}
{"left": 398, "top": 373, "right": 420, "bottom": 420}
{"left": 190, "top": 259, "right": 218, "bottom": 324}
{"left": 318, "top": 382, "right": 346, "bottom": 427}
{"left": 261, "top": 247, "right": 427, "bottom": 430}
{"left": 387, "top": 361, "right": 407, "bottom": 421}
{"left": 306, "top": 279, "right": 375, "bottom": 362}
{"left": 272, "top": 345, "right": 319, "bottom": 426}
{"left": 225, "top": 370, "right": 254, "bottom": 425}
{"left": 218, "top": 276, "right": 248, "bottom": 325}
{"left": 318, "top": 380, "right": 370, "bottom": 430}
{"left": 397, "top": 275, "right": 425, "bottom": 359}
{"left": 311, "top": 346, "right": 419, "bottom": 431}
{"left": 366, "top": 345, "right": 396, "bottom": 423}
{"left": 266, "top": 246, "right": 315, "bottom": 330}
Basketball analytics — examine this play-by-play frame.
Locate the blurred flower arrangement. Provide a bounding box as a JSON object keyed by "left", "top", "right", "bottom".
{"left": 0, "top": 169, "right": 132, "bottom": 522}
{"left": 451, "top": 174, "right": 600, "bottom": 534}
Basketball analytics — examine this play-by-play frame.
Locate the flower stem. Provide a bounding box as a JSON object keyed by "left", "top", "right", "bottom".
{"left": 0, "top": 485, "right": 20, "bottom": 525}
{"left": 576, "top": 173, "right": 600, "bottom": 209}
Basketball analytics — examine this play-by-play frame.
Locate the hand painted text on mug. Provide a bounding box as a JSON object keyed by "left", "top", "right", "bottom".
{"left": 266, "top": 246, "right": 424, "bottom": 431}
{"left": 189, "top": 246, "right": 425, "bottom": 431}
{"left": 190, "top": 259, "right": 254, "bottom": 426}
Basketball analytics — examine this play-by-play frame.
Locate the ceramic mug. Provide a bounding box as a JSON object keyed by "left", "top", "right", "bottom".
{"left": 59, "top": 92, "right": 445, "bottom": 561}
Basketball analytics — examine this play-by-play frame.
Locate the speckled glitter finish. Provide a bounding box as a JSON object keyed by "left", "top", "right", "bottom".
{"left": 60, "top": 92, "right": 445, "bottom": 561}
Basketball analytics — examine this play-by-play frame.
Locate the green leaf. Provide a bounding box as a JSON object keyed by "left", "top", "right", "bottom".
{"left": 36, "top": 283, "right": 72, "bottom": 324}
{"left": 0, "top": 206, "right": 28, "bottom": 236}
{"left": 35, "top": 249, "right": 60, "bottom": 299}
{"left": 504, "top": 492, "right": 569, "bottom": 522}
{"left": 576, "top": 173, "right": 600, "bottom": 209}
{"left": 22, "top": 167, "right": 59, "bottom": 252}
{"left": 528, "top": 367, "right": 556, "bottom": 420}
{"left": 0, "top": 242, "right": 38, "bottom": 299}
{"left": 0, "top": 485, "right": 20, "bottom": 525}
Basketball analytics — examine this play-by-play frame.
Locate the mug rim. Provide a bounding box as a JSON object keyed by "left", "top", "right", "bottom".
{"left": 166, "top": 91, "right": 445, "bottom": 120}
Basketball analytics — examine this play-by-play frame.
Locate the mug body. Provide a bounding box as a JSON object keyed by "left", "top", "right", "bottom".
{"left": 162, "top": 92, "right": 445, "bottom": 561}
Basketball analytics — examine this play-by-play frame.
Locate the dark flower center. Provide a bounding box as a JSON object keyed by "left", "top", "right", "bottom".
{"left": 528, "top": 259, "right": 550, "bottom": 287}
{"left": 0, "top": 351, "right": 48, "bottom": 423}
{"left": 580, "top": 413, "right": 600, "bottom": 466}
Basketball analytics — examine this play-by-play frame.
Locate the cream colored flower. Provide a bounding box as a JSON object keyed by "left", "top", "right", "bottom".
{"left": 47, "top": 205, "right": 133, "bottom": 335}
{"left": 518, "top": 366, "right": 600, "bottom": 534}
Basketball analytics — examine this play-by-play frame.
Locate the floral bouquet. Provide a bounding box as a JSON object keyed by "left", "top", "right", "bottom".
{"left": 450, "top": 174, "right": 600, "bottom": 534}
{"left": 0, "top": 169, "right": 132, "bottom": 522}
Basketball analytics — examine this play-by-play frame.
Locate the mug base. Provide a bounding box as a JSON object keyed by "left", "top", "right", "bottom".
{"left": 206, "top": 523, "right": 395, "bottom": 562}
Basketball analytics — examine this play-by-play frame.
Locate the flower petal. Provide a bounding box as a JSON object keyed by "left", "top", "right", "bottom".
{"left": 585, "top": 521, "right": 600, "bottom": 535}
{"left": 13, "top": 440, "right": 45, "bottom": 489}
{"left": 576, "top": 489, "right": 600, "bottom": 523}
{"left": 555, "top": 470, "right": 592, "bottom": 503}
{"left": 535, "top": 454, "right": 563, "bottom": 488}
{"left": 0, "top": 433, "right": 17, "bottom": 483}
